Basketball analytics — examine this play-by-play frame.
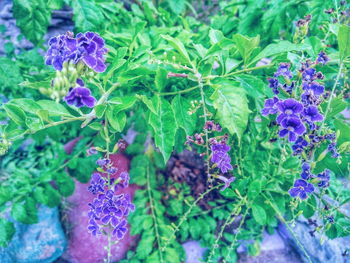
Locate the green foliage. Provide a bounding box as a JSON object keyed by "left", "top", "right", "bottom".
{"left": 12, "top": 0, "right": 51, "bottom": 45}
{"left": 1, "top": 0, "right": 350, "bottom": 259}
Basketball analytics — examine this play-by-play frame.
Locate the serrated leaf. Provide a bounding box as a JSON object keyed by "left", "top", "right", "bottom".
{"left": 211, "top": 81, "right": 250, "bottom": 141}
{"left": 55, "top": 173, "right": 75, "bottom": 197}
{"left": 71, "top": 0, "right": 104, "bottom": 32}
{"left": 13, "top": 0, "right": 51, "bottom": 44}
{"left": 233, "top": 34, "right": 260, "bottom": 65}
{"left": 171, "top": 95, "right": 195, "bottom": 135}
{"left": 155, "top": 67, "right": 168, "bottom": 91}
{"left": 149, "top": 97, "right": 177, "bottom": 162}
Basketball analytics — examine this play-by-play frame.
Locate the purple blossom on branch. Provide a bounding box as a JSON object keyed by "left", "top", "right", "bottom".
{"left": 289, "top": 179, "right": 314, "bottom": 200}
{"left": 276, "top": 99, "right": 304, "bottom": 123}
{"left": 261, "top": 97, "right": 279, "bottom": 116}
{"left": 268, "top": 78, "right": 280, "bottom": 94}
{"left": 274, "top": 63, "right": 293, "bottom": 79}
{"left": 302, "top": 106, "right": 324, "bottom": 122}
{"left": 292, "top": 137, "right": 308, "bottom": 155}
{"left": 211, "top": 143, "right": 233, "bottom": 174}
{"left": 316, "top": 51, "right": 329, "bottom": 65}
{"left": 317, "top": 169, "right": 330, "bottom": 188}
{"left": 279, "top": 117, "right": 306, "bottom": 142}
{"left": 64, "top": 79, "right": 96, "bottom": 108}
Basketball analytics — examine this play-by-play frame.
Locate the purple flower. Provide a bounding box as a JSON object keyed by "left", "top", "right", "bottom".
{"left": 211, "top": 143, "right": 233, "bottom": 174}
{"left": 317, "top": 51, "right": 329, "bottom": 65}
{"left": 217, "top": 175, "right": 235, "bottom": 191}
{"left": 64, "top": 79, "right": 96, "bottom": 108}
{"left": 121, "top": 194, "right": 135, "bottom": 216}
{"left": 96, "top": 158, "right": 110, "bottom": 167}
{"left": 76, "top": 32, "right": 108, "bottom": 73}
{"left": 88, "top": 173, "right": 105, "bottom": 195}
{"left": 268, "top": 78, "right": 280, "bottom": 94}
{"left": 289, "top": 179, "right": 314, "bottom": 200}
{"left": 45, "top": 33, "right": 72, "bottom": 71}
{"left": 302, "top": 81, "right": 324, "bottom": 96}
{"left": 276, "top": 99, "right": 304, "bottom": 123}
{"left": 107, "top": 167, "right": 117, "bottom": 174}
{"left": 302, "top": 68, "right": 316, "bottom": 82}
{"left": 302, "top": 106, "right": 324, "bottom": 122}
{"left": 327, "top": 142, "right": 340, "bottom": 158}
{"left": 279, "top": 117, "right": 306, "bottom": 142}
{"left": 317, "top": 169, "right": 330, "bottom": 188}
{"left": 112, "top": 219, "right": 128, "bottom": 239}
{"left": 282, "top": 81, "right": 295, "bottom": 94}
{"left": 101, "top": 205, "right": 123, "bottom": 227}
{"left": 88, "top": 219, "right": 101, "bottom": 236}
{"left": 274, "top": 63, "right": 293, "bottom": 79}
{"left": 261, "top": 97, "right": 279, "bottom": 116}
{"left": 292, "top": 137, "right": 308, "bottom": 155}
{"left": 300, "top": 162, "right": 312, "bottom": 180}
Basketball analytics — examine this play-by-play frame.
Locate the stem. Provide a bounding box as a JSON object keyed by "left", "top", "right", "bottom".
{"left": 106, "top": 232, "right": 112, "bottom": 263}
{"left": 197, "top": 73, "right": 211, "bottom": 183}
{"left": 319, "top": 63, "right": 343, "bottom": 130}
{"left": 205, "top": 64, "right": 274, "bottom": 79}
{"left": 263, "top": 193, "right": 312, "bottom": 263}
{"left": 157, "top": 85, "right": 199, "bottom": 96}
{"left": 161, "top": 184, "right": 223, "bottom": 252}
{"left": 147, "top": 166, "right": 164, "bottom": 263}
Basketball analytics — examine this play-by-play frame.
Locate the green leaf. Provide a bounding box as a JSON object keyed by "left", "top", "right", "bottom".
{"left": 161, "top": 35, "right": 192, "bottom": 65}
{"left": 13, "top": 0, "right": 51, "bottom": 44}
{"left": 139, "top": 95, "right": 158, "bottom": 115}
{"left": 248, "top": 180, "right": 261, "bottom": 200}
{"left": 95, "top": 104, "right": 107, "bottom": 119}
{"left": 3, "top": 104, "right": 27, "bottom": 126}
{"left": 44, "top": 184, "right": 61, "bottom": 207}
{"left": 322, "top": 97, "right": 348, "bottom": 120}
{"left": 252, "top": 204, "right": 267, "bottom": 225}
{"left": 109, "top": 96, "right": 137, "bottom": 113}
{"left": 37, "top": 100, "right": 73, "bottom": 117}
{"left": 338, "top": 25, "right": 350, "bottom": 60}
{"left": 171, "top": 95, "right": 196, "bottom": 135}
{"left": 55, "top": 173, "right": 75, "bottom": 197}
{"left": 48, "top": 0, "right": 64, "bottom": 9}
{"left": 11, "top": 197, "right": 38, "bottom": 224}
{"left": 232, "top": 34, "right": 260, "bottom": 65}
{"left": 0, "top": 219, "right": 15, "bottom": 247}
{"left": 71, "top": 0, "right": 104, "bottom": 32}
{"left": 106, "top": 106, "right": 127, "bottom": 132}
{"left": 249, "top": 41, "right": 303, "bottom": 66}
{"left": 211, "top": 81, "right": 250, "bottom": 141}
{"left": 149, "top": 97, "right": 177, "bottom": 162}
{"left": 167, "top": 0, "right": 186, "bottom": 14}
{"left": 155, "top": 68, "right": 168, "bottom": 91}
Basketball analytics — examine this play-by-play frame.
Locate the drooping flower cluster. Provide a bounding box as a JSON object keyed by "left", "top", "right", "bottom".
{"left": 87, "top": 159, "right": 135, "bottom": 239}
{"left": 186, "top": 121, "right": 235, "bottom": 191}
{"left": 261, "top": 52, "right": 337, "bottom": 200}
{"left": 46, "top": 31, "right": 108, "bottom": 73}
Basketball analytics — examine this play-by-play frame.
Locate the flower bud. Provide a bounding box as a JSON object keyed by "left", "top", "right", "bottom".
{"left": 317, "top": 150, "right": 328, "bottom": 162}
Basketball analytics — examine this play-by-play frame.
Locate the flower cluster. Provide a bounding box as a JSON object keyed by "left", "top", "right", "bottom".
{"left": 87, "top": 159, "right": 135, "bottom": 239}
{"left": 261, "top": 52, "right": 337, "bottom": 200}
{"left": 44, "top": 32, "right": 107, "bottom": 103}
{"left": 46, "top": 31, "right": 107, "bottom": 73}
{"left": 186, "top": 121, "right": 235, "bottom": 191}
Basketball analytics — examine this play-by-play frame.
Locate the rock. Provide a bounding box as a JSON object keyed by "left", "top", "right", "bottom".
{"left": 0, "top": 206, "right": 67, "bottom": 263}
{"left": 182, "top": 240, "right": 207, "bottom": 263}
{"left": 237, "top": 231, "right": 302, "bottom": 263}
{"left": 278, "top": 220, "right": 350, "bottom": 263}
{"left": 62, "top": 153, "right": 138, "bottom": 263}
